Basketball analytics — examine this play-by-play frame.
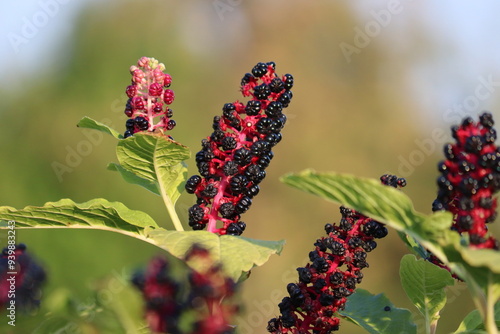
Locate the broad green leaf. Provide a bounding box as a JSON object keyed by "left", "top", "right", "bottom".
{"left": 338, "top": 289, "right": 417, "bottom": 334}
{"left": 454, "top": 301, "right": 500, "bottom": 333}
{"left": 400, "top": 254, "right": 454, "bottom": 326}
{"left": 0, "top": 200, "right": 284, "bottom": 282}
{"left": 281, "top": 170, "right": 500, "bottom": 322}
{"left": 0, "top": 198, "right": 158, "bottom": 238}
{"left": 145, "top": 229, "right": 285, "bottom": 282}
{"left": 281, "top": 172, "right": 462, "bottom": 274}
{"left": 281, "top": 170, "right": 428, "bottom": 232}
{"left": 458, "top": 248, "right": 500, "bottom": 274}
{"left": 116, "top": 133, "right": 190, "bottom": 206}
{"left": 107, "top": 162, "right": 160, "bottom": 195}
{"left": 77, "top": 116, "right": 122, "bottom": 139}
{"left": 281, "top": 170, "right": 454, "bottom": 260}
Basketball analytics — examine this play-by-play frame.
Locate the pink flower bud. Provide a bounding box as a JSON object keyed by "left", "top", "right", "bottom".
{"left": 148, "top": 83, "right": 162, "bottom": 97}
{"left": 163, "top": 89, "right": 175, "bottom": 105}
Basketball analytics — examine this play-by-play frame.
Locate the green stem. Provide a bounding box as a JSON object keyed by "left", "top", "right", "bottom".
{"left": 485, "top": 277, "right": 499, "bottom": 334}
{"left": 159, "top": 183, "right": 184, "bottom": 231}
{"left": 468, "top": 274, "right": 498, "bottom": 334}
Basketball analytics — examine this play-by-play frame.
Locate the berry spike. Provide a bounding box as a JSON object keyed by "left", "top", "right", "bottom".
{"left": 123, "top": 57, "right": 176, "bottom": 138}
{"left": 432, "top": 112, "right": 499, "bottom": 249}
{"left": 0, "top": 244, "right": 46, "bottom": 311}
{"left": 186, "top": 62, "right": 294, "bottom": 235}
{"left": 267, "top": 175, "right": 406, "bottom": 333}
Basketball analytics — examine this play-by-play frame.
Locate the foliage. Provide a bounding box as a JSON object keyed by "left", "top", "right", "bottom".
{"left": 1, "top": 64, "right": 500, "bottom": 333}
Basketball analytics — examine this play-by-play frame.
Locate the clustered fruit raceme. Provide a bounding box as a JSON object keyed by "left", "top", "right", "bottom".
{"left": 432, "top": 112, "right": 500, "bottom": 249}
{"left": 185, "top": 245, "right": 238, "bottom": 334}
{"left": 132, "top": 245, "right": 237, "bottom": 334}
{"left": 123, "top": 57, "right": 176, "bottom": 138}
{"left": 0, "top": 244, "right": 46, "bottom": 310}
{"left": 131, "top": 256, "right": 182, "bottom": 334}
{"left": 267, "top": 175, "right": 406, "bottom": 334}
{"left": 185, "top": 62, "right": 294, "bottom": 235}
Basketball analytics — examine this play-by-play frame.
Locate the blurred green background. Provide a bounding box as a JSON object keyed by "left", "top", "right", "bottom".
{"left": 1, "top": 1, "right": 500, "bottom": 333}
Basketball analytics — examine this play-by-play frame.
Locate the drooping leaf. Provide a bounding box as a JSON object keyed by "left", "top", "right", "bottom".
{"left": 400, "top": 254, "right": 454, "bottom": 326}
{"left": 0, "top": 200, "right": 284, "bottom": 282}
{"left": 281, "top": 170, "right": 454, "bottom": 259}
{"left": 0, "top": 198, "right": 158, "bottom": 238}
{"left": 107, "top": 162, "right": 160, "bottom": 195}
{"left": 454, "top": 301, "right": 500, "bottom": 333}
{"left": 77, "top": 116, "right": 122, "bottom": 139}
{"left": 281, "top": 170, "right": 500, "bottom": 320}
{"left": 451, "top": 247, "right": 500, "bottom": 300}
{"left": 281, "top": 170, "right": 428, "bottom": 232}
{"left": 458, "top": 248, "right": 500, "bottom": 274}
{"left": 116, "top": 133, "right": 190, "bottom": 205}
{"left": 338, "top": 289, "right": 417, "bottom": 334}
{"left": 145, "top": 229, "right": 285, "bottom": 281}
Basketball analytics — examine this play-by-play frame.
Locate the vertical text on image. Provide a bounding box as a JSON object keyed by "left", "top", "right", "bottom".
{"left": 5, "top": 220, "right": 17, "bottom": 327}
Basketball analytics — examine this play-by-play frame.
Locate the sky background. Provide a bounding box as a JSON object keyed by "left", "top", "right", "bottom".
{"left": 2, "top": 1, "right": 500, "bottom": 125}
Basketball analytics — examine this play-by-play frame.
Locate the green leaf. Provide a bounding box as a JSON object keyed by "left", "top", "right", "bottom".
{"left": 145, "top": 229, "right": 285, "bottom": 282}
{"left": 400, "top": 254, "right": 454, "bottom": 327}
{"left": 77, "top": 116, "right": 122, "bottom": 139}
{"left": 281, "top": 170, "right": 500, "bottom": 328}
{"left": 281, "top": 170, "right": 428, "bottom": 232}
{"left": 0, "top": 198, "right": 159, "bottom": 238}
{"left": 338, "top": 289, "right": 417, "bottom": 334}
{"left": 0, "top": 200, "right": 284, "bottom": 282}
{"left": 280, "top": 170, "right": 457, "bottom": 276}
{"left": 107, "top": 162, "right": 160, "bottom": 195}
{"left": 454, "top": 301, "right": 500, "bottom": 333}
{"left": 116, "top": 133, "right": 190, "bottom": 206}
{"left": 398, "top": 231, "right": 429, "bottom": 259}
{"left": 458, "top": 248, "right": 500, "bottom": 274}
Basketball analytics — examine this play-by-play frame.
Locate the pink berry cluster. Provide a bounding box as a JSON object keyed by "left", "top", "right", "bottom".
{"left": 267, "top": 175, "right": 406, "bottom": 334}
{"left": 0, "top": 244, "right": 46, "bottom": 311}
{"left": 123, "top": 57, "right": 176, "bottom": 138}
{"left": 132, "top": 245, "right": 238, "bottom": 334}
{"left": 432, "top": 112, "right": 499, "bottom": 249}
{"left": 185, "top": 61, "right": 294, "bottom": 235}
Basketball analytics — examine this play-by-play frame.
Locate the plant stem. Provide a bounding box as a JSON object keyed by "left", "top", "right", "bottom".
{"left": 429, "top": 318, "right": 438, "bottom": 334}
{"left": 159, "top": 184, "right": 184, "bottom": 231}
{"left": 468, "top": 274, "right": 498, "bottom": 334}
{"left": 484, "top": 277, "right": 499, "bottom": 334}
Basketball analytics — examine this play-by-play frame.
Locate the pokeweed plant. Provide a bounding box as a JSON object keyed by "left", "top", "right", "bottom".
{"left": 0, "top": 57, "right": 499, "bottom": 333}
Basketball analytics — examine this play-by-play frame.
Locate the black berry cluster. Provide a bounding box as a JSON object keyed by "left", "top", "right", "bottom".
{"left": 432, "top": 112, "right": 500, "bottom": 249}
{"left": 0, "top": 243, "right": 46, "bottom": 311}
{"left": 267, "top": 175, "right": 406, "bottom": 334}
{"left": 132, "top": 245, "right": 238, "bottom": 334}
{"left": 186, "top": 62, "right": 294, "bottom": 235}
{"left": 123, "top": 57, "right": 176, "bottom": 138}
